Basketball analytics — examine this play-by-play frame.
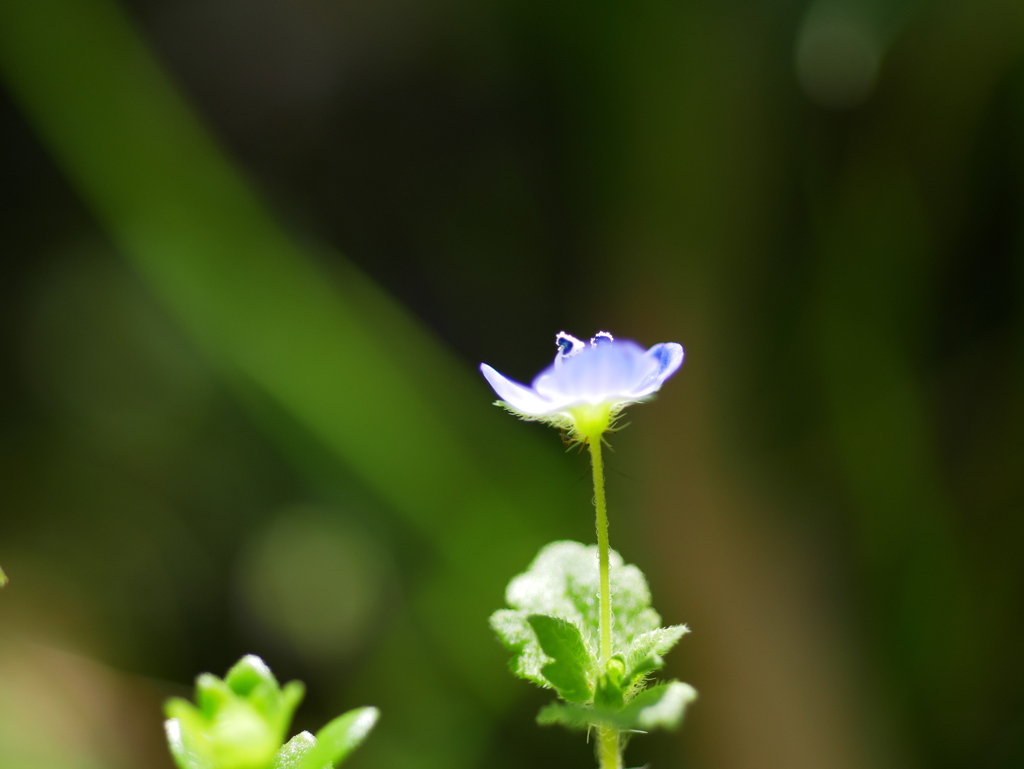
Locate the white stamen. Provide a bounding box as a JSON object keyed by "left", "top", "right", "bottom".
{"left": 555, "top": 331, "right": 585, "bottom": 365}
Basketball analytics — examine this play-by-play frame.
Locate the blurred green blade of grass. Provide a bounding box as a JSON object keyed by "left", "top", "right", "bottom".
{"left": 812, "top": 157, "right": 980, "bottom": 733}
{"left": 0, "top": 0, "right": 568, "bottom": 729}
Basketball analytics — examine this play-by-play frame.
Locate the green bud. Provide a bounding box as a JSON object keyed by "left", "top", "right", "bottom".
{"left": 165, "top": 655, "right": 377, "bottom": 769}
{"left": 604, "top": 655, "right": 626, "bottom": 686}
{"left": 165, "top": 655, "right": 303, "bottom": 769}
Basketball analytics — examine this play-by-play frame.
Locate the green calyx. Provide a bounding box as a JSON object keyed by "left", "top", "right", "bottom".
{"left": 493, "top": 400, "right": 621, "bottom": 445}
{"left": 567, "top": 403, "right": 615, "bottom": 444}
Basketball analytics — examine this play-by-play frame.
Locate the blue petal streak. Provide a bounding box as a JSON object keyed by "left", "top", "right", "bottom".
{"left": 632, "top": 343, "right": 684, "bottom": 398}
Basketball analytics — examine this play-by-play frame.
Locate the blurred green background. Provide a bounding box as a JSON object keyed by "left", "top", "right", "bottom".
{"left": 1, "top": 0, "right": 1022, "bottom": 768}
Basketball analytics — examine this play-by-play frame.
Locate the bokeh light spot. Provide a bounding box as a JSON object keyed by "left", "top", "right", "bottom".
{"left": 235, "top": 506, "right": 390, "bottom": 663}
{"left": 796, "top": 2, "right": 882, "bottom": 109}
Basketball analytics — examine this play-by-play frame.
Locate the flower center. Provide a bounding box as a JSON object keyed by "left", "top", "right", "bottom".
{"left": 568, "top": 402, "right": 614, "bottom": 443}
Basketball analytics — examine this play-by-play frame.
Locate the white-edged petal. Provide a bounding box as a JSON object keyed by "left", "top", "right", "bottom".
{"left": 631, "top": 342, "right": 685, "bottom": 398}
{"left": 480, "top": 363, "right": 555, "bottom": 416}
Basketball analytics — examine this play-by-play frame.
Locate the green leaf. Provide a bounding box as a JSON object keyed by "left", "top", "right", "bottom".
{"left": 489, "top": 609, "right": 549, "bottom": 688}
{"left": 276, "top": 681, "right": 306, "bottom": 727}
{"left": 209, "top": 701, "right": 281, "bottom": 769}
{"left": 535, "top": 701, "right": 595, "bottom": 730}
{"left": 226, "top": 655, "right": 281, "bottom": 697}
{"left": 594, "top": 660, "right": 627, "bottom": 711}
{"left": 536, "top": 680, "right": 697, "bottom": 733}
{"left": 624, "top": 625, "right": 688, "bottom": 669}
{"left": 527, "top": 615, "right": 594, "bottom": 702}
{"left": 619, "top": 681, "right": 697, "bottom": 731}
{"left": 294, "top": 707, "right": 380, "bottom": 769}
{"left": 164, "top": 715, "right": 215, "bottom": 769}
{"left": 622, "top": 655, "right": 662, "bottom": 691}
{"left": 491, "top": 541, "right": 669, "bottom": 690}
{"left": 194, "top": 674, "right": 232, "bottom": 718}
{"left": 223, "top": 655, "right": 306, "bottom": 739}
{"left": 622, "top": 625, "right": 689, "bottom": 687}
{"left": 272, "top": 732, "right": 320, "bottom": 769}
{"left": 0, "top": 564, "right": 8, "bottom": 587}
{"left": 164, "top": 696, "right": 202, "bottom": 724}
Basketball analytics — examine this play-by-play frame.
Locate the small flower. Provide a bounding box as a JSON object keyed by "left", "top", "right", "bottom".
{"left": 480, "top": 332, "right": 684, "bottom": 442}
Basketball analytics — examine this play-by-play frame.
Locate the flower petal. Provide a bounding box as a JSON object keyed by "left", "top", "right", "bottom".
{"left": 533, "top": 341, "right": 652, "bottom": 405}
{"left": 480, "top": 363, "right": 555, "bottom": 416}
{"left": 631, "top": 343, "right": 685, "bottom": 398}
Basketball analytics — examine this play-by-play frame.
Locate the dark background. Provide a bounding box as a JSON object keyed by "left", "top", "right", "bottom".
{"left": 1, "top": 0, "right": 1022, "bottom": 768}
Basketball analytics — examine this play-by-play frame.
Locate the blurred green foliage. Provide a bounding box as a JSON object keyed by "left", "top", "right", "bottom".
{"left": 0, "top": 0, "right": 1022, "bottom": 768}
{"left": 165, "top": 654, "right": 376, "bottom": 769}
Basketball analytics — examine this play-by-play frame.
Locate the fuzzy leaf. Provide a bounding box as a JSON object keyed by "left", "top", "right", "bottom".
{"left": 527, "top": 615, "right": 595, "bottom": 702}
{"left": 225, "top": 655, "right": 280, "bottom": 697}
{"left": 535, "top": 701, "right": 596, "bottom": 731}
{"left": 625, "top": 625, "right": 688, "bottom": 669}
{"left": 294, "top": 707, "right": 379, "bottom": 769}
{"left": 490, "top": 609, "right": 549, "bottom": 688}
{"left": 536, "top": 680, "right": 697, "bottom": 732}
{"left": 165, "top": 715, "right": 214, "bottom": 769}
{"left": 273, "top": 732, "right": 319, "bottom": 769}
{"left": 491, "top": 541, "right": 665, "bottom": 688}
{"left": 194, "top": 674, "right": 232, "bottom": 718}
{"left": 622, "top": 625, "right": 689, "bottom": 687}
{"left": 619, "top": 681, "right": 697, "bottom": 731}
{"left": 594, "top": 680, "right": 624, "bottom": 711}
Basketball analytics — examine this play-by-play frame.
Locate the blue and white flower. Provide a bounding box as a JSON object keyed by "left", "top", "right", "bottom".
{"left": 480, "top": 332, "right": 684, "bottom": 441}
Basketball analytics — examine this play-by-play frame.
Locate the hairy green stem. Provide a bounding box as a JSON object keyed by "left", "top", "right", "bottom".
{"left": 587, "top": 436, "right": 621, "bottom": 769}
{"left": 597, "top": 726, "right": 621, "bottom": 769}
{"left": 588, "top": 437, "right": 612, "bottom": 663}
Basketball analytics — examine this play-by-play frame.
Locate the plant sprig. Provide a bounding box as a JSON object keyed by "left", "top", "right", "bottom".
{"left": 492, "top": 542, "right": 695, "bottom": 746}
{"left": 482, "top": 332, "right": 693, "bottom": 768}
